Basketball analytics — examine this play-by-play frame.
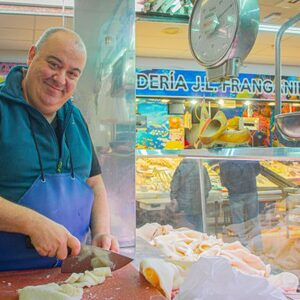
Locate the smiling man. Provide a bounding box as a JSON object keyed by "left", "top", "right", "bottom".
{"left": 0, "top": 27, "right": 119, "bottom": 271}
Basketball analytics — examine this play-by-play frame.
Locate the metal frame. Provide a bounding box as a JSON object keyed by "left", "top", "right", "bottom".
{"left": 275, "top": 13, "right": 300, "bottom": 116}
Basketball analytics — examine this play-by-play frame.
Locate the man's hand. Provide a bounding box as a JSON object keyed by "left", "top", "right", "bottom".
{"left": 29, "top": 216, "right": 81, "bottom": 260}
{"left": 87, "top": 175, "right": 119, "bottom": 253}
{"left": 92, "top": 233, "right": 119, "bottom": 253}
{"left": 0, "top": 196, "right": 81, "bottom": 260}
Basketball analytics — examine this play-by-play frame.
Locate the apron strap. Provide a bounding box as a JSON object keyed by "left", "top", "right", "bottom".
{"left": 65, "top": 135, "right": 75, "bottom": 179}
{"left": 28, "top": 114, "right": 46, "bottom": 182}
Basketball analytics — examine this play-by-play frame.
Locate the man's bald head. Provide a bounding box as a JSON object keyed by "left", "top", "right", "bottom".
{"left": 22, "top": 27, "right": 87, "bottom": 120}
{"left": 35, "top": 27, "right": 87, "bottom": 57}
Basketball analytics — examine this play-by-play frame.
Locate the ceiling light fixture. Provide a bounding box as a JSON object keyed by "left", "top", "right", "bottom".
{"left": 162, "top": 27, "right": 180, "bottom": 35}
{"left": 218, "top": 99, "right": 224, "bottom": 106}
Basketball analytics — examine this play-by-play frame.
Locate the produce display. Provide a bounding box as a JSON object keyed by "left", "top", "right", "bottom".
{"left": 261, "top": 161, "right": 300, "bottom": 179}
{"left": 136, "top": 158, "right": 279, "bottom": 195}
{"left": 256, "top": 174, "right": 278, "bottom": 188}
{"left": 207, "top": 163, "right": 277, "bottom": 189}
{"left": 136, "top": 158, "right": 182, "bottom": 193}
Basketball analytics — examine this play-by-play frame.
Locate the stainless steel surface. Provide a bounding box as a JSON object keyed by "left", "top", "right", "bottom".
{"left": 273, "top": 13, "right": 300, "bottom": 142}
{"left": 180, "top": 148, "right": 300, "bottom": 161}
{"left": 136, "top": 149, "right": 182, "bottom": 157}
{"left": 275, "top": 13, "right": 300, "bottom": 116}
{"left": 198, "top": 159, "right": 207, "bottom": 232}
{"left": 206, "top": 57, "right": 241, "bottom": 82}
{"left": 137, "top": 148, "right": 300, "bottom": 161}
{"left": 74, "top": 1, "right": 136, "bottom": 247}
{"left": 230, "top": 0, "right": 260, "bottom": 65}
{"left": 275, "top": 112, "right": 300, "bottom": 146}
{"left": 61, "top": 245, "right": 133, "bottom": 273}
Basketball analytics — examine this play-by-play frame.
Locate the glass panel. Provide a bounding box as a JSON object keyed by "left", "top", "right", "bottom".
{"left": 74, "top": 0, "right": 136, "bottom": 247}
{"left": 205, "top": 158, "right": 300, "bottom": 273}
{"left": 136, "top": 150, "right": 300, "bottom": 276}
{"left": 136, "top": 156, "right": 182, "bottom": 227}
{"left": 181, "top": 147, "right": 300, "bottom": 161}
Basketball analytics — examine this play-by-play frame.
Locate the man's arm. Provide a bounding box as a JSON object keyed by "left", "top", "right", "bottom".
{"left": 87, "top": 174, "right": 119, "bottom": 252}
{"left": 0, "top": 196, "right": 80, "bottom": 259}
{"left": 254, "top": 161, "right": 261, "bottom": 176}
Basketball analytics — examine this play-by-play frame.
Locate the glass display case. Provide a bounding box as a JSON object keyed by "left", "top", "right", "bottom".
{"left": 136, "top": 147, "right": 300, "bottom": 276}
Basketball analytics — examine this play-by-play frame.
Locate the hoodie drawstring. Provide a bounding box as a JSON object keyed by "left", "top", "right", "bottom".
{"left": 27, "top": 112, "right": 75, "bottom": 181}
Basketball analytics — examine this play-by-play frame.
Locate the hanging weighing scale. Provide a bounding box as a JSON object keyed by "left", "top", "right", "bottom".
{"left": 187, "top": 0, "right": 260, "bottom": 232}
{"left": 189, "top": 0, "right": 260, "bottom": 82}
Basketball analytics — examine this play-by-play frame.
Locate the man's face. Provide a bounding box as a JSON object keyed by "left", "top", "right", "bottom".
{"left": 23, "top": 31, "right": 86, "bottom": 118}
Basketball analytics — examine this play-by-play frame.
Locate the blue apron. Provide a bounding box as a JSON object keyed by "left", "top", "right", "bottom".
{"left": 0, "top": 113, "right": 94, "bottom": 271}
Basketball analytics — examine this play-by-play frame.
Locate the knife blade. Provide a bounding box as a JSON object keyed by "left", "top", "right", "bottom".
{"left": 61, "top": 245, "right": 133, "bottom": 273}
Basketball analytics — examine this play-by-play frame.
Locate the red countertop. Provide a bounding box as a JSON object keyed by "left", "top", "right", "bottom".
{"left": 0, "top": 263, "right": 165, "bottom": 300}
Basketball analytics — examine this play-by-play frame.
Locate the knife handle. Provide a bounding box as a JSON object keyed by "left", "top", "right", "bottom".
{"left": 25, "top": 236, "right": 72, "bottom": 255}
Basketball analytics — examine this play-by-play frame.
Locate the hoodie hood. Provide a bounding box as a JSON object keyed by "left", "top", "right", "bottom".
{"left": 0, "top": 65, "right": 27, "bottom": 104}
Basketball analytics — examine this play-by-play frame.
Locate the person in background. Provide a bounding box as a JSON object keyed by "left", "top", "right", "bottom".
{"left": 252, "top": 131, "right": 267, "bottom": 147}
{"left": 219, "top": 160, "right": 262, "bottom": 250}
{"left": 0, "top": 27, "right": 118, "bottom": 271}
{"left": 169, "top": 159, "right": 211, "bottom": 232}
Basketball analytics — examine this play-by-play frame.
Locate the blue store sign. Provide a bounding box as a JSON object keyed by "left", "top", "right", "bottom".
{"left": 136, "top": 68, "right": 300, "bottom": 100}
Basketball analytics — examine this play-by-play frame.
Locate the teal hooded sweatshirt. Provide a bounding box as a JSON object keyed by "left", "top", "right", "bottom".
{"left": 0, "top": 66, "right": 93, "bottom": 203}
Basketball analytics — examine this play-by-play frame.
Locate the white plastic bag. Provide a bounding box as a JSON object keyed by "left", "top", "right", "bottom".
{"left": 175, "top": 256, "right": 286, "bottom": 300}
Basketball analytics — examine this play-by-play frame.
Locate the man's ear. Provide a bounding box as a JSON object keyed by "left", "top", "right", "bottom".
{"left": 27, "top": 46, "right": 37, "bottom": 66}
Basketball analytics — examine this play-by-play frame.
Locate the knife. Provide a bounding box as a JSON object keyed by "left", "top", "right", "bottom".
{"left": 61, "top": 244, "right": 133, "bottom": 273}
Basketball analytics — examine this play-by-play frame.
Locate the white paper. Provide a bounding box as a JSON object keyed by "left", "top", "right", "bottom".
{"left": 175, "top": 256, "right": 286, "bottom": 300}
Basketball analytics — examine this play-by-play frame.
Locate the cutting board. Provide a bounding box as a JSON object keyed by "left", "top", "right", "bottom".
{"left": 0, "top": 263, "right": 165, "bottom": 300}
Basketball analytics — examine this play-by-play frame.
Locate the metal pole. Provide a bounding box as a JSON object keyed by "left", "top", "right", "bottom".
{"left": 275, "top": 13, "right": 300, "bottom": 116}
{"left": 198, "top": 159, "right": 207, "bottom": 232}
{"left": 62, "top": 0, "right": 65, "bottom": 27}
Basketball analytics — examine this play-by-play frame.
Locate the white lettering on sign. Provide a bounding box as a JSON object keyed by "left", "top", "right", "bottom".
{"left": 137, "top": 71, "right": 188, "bottom": 91}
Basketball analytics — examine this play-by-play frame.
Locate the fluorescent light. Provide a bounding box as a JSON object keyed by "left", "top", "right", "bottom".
{"left": 191, "top": 99, "right": 197, "bottom": 105}
{"left": 245, "top": 101, "right": 251, "bottom": 106}
{"left": 0, "top": 0, "right": 74, "bottom": 6}
{"left": 162, "top": 27, "right": 180, "bottom": 35}
{"left": 259, "top": 23, "right": 300, "bottom": 35}
{"left": 218, "top": 99, "right": 224, "bottom": 105}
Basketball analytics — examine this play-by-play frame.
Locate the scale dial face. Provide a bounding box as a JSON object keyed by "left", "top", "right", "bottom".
{"left": 189, "top": 0, "right": 239, "bottom": 67}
